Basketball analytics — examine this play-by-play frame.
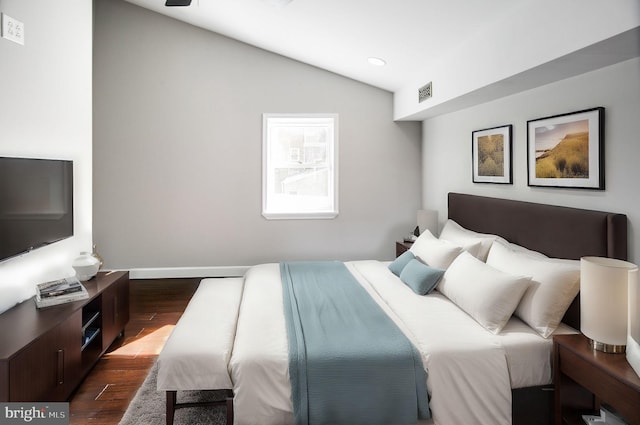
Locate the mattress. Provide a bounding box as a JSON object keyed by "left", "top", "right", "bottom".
{"left": 228, "top": 260, "right": 572, "bottom": 425}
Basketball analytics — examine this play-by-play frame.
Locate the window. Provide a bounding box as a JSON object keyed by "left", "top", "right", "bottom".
{"left": 262, "top": 114, "right": 338, "bottom": 219}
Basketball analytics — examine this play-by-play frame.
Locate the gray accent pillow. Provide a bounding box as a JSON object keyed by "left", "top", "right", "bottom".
{"left": 400, "top": 259, "right": 445, "bottom": 295}
{"left": 388, "top": 250, "right": 415, "bottom": 276}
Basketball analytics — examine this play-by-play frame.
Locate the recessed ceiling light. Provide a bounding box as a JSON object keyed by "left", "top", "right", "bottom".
{"left": 262, "top": 0, "right": 294, "bottom": 7}
{"left": 367, "top": 57, "right": 387, "bottom": 67}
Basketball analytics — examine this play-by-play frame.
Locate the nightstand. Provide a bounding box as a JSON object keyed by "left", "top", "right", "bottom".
{"left": 395, "top": 241, "right": 413, "bottom": 257}
{"left": 553, "top": 333, "right": 640, "bottom": 425}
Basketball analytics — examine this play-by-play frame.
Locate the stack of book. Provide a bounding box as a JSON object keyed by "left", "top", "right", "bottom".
{"left": 35, "top": 276, "right": 89, "bottom": 308}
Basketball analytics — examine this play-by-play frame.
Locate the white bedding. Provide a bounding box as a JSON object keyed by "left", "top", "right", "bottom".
{"left": 228, "top": 260, "right": 575, "bottom": 425}
{"left": 157, "top": 278, "right": 244, "bottom": 391}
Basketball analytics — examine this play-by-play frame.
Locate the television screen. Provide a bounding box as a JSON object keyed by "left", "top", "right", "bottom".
{"left": 0, "top": 157, "right": 74, "bottom": 261}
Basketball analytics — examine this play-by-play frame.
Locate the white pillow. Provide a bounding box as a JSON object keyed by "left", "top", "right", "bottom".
{"left": 486, "top": 240, "right": 580, "bottom": 337}
{"left": 438, "top": 251, "right": 532, "bottom": 334}
{"left": 439, "top": 219, "right": 496, "bottom": 261}
{"left": 497, "top": 238, "right": 548, "bottom": 259}
{"left": 409, "top": 229, "right": 465, "bottom": 269}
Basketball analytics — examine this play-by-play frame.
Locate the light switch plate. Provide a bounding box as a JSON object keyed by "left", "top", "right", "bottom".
{"left": 2, "top": 13, "right": 25, "bottom": 45}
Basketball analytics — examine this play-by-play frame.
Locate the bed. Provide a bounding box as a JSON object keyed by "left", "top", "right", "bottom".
{"left": 157, "top": 192, "right": 628, "bottom": 425}
{"left": 447, "top": 192, "right": 627, "bottom": 425}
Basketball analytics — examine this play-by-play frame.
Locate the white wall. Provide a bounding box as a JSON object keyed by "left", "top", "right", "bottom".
{"left": 0, "top": 0, "right": 93, "bottom": 314}
{"left": 395, "top": 1, "right": 640, "bottom": 120}
{"left": 93, "top": 0, "right": 422, "bottom": 276}
{"left": 422, "top": 57, "right": 640, "bottom": 265}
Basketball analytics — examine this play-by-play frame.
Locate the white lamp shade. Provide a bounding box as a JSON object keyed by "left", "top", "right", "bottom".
{"left": 627, "top": 268, "right": 640, "bottom": 376}
{"left": 580, "top": 256, "right": 638, "bottom": 349}
{"left": 417, "top": 209, "right": 438, "bottom": 236}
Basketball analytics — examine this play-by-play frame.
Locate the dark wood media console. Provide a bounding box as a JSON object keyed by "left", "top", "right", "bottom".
{"left": 0, "top": 271, "right": 129, "bottom": 402}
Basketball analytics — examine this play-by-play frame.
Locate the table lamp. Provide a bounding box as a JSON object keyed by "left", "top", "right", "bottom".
{"left": 417, "top": 209, "right": 438, "bottom": 236}
{"left": 627, "top": 267, "right": 640, "bottom": 377}
{"left": 580, "top": 256, "right": 638, "bottom": 353}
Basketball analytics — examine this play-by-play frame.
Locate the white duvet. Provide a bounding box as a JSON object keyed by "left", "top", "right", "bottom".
{"left": 228, "top": 260, "right": 573, "bottom": 425}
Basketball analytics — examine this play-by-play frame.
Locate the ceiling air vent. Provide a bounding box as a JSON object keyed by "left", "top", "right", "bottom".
{"left": 418, "top": 82, "right": 432, "bottom": 103}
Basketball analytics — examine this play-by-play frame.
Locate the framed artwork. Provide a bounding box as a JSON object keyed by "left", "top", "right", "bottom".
{"left": 472, "top": 124, "right": 512, "bottom": 184}
{"left": 527, "top": 107, "right": 604, "bottom": 189}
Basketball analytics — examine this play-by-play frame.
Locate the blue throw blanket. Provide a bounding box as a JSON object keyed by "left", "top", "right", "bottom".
{"left": 280, "top": 261, "right": 430, "bottom": 425}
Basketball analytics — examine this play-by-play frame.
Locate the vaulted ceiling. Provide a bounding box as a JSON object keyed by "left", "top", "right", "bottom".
{"left": 124, "top": 0, "right": 640, "bottom": 120}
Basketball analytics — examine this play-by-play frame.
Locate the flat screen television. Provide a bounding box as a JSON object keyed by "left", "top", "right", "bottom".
{"left": 0, "top": 156, "right": 74, "bottom": 262}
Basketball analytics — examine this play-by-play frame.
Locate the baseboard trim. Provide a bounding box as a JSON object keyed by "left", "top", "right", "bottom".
{"left": 124, "top": 266, "right": 250, "bottom": 280}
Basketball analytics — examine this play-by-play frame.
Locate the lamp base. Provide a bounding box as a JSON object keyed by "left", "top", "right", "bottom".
{"left": 588, "top": 338, "right": 626, "bottom": 354}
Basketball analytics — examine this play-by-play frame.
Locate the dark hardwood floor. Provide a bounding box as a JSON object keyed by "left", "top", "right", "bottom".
{"left": 69, "top": 278, "right": 200, "bottom": 425}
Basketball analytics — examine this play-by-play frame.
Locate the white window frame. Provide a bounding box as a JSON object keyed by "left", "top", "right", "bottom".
{"left": 262, "top": 113, "right": 339, "bottom": 220}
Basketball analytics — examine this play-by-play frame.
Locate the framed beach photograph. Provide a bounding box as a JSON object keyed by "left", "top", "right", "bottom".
{"left": 527, "top": 107, "right": 604, "bottom": 189}
{"left": 472, "top": 124, "right": 512, "bottom": 184}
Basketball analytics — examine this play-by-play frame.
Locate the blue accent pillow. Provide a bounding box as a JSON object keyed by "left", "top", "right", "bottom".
{"left": 388, "top": 250, "right": 415, "bottom": 276}
{"left": 400, "top": 259, "right": 445, "bottom": 295}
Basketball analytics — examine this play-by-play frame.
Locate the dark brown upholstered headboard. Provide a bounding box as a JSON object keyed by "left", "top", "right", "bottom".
{"left": 447, "top": 192, "right": 628, "bottom": 329}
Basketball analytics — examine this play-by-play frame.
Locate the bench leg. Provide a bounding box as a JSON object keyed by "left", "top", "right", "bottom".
{"left": 166, "top": 391, "right": 176, "bottom": 425}
{"left": 165, "top": 389, "right": 232, "bottom": 424}
{"left": 226, "top": 396, "right": 234, "bottom": 425}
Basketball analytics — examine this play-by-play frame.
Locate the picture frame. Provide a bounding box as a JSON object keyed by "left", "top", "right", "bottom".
{"left": 472, "top": 124, "right": 512, "bottom": 184}
{"left": 527, "top": 107, "right": 604, "bottom": 190}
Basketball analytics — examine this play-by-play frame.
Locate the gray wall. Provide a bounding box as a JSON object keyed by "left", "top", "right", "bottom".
{"left": 0, "top": 0, "right": 92, "bottom": 314}
{"left": 422, "top": 57, "right": 640, "bottom": 265}
{"left": 93, "top": 0, "right": 421, "bottom": 275}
